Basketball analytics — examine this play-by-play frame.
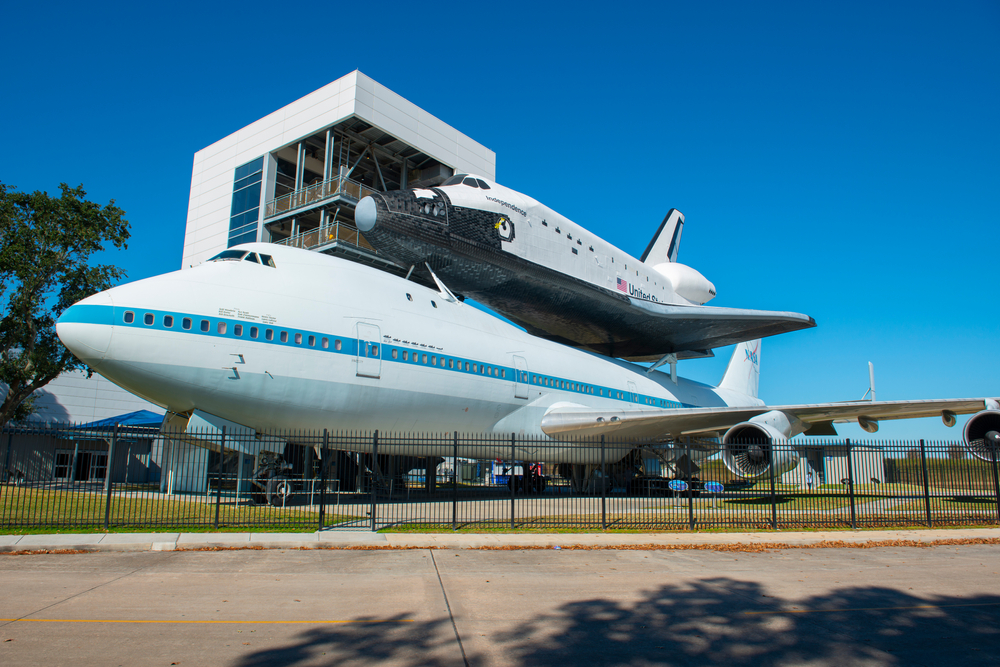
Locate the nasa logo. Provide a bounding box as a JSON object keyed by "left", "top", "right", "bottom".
{"left": 496, "top": 216, "right": 514, "bottom": 242}
{"left": 744, "top": 344, "right": 759, "bottom": 365}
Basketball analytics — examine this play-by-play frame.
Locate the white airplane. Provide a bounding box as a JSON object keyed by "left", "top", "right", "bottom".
{"left": 355, "top": 174, "right": 815, "bottom": 363}
{"left": 56, "top": 243, "right": 1000, "bottom": 478}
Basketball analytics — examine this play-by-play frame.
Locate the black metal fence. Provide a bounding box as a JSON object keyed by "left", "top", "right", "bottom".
{"left": 2, "top": 423, "right": 999, "bottom": 531}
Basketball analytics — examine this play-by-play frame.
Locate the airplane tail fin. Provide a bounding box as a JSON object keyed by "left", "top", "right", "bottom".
{"left": 641, "top": 209, "right": 685, "bottom": 264}
{"left": 718, "top": 340, "right": 761, "bottom": 399}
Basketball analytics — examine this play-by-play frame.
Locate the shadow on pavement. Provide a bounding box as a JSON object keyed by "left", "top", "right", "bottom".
{"left": 233, "top": 578, "right": 1000, "bottom": 666}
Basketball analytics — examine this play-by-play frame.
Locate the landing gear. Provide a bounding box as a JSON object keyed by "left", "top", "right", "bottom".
{"left": 267, "top": 477, "right": 293, "bottom": 506}
{"left": 507, "top": 462, "right": 547, "bottom": 494}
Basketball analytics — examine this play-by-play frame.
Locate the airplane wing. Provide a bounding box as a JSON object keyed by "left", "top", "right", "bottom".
{"left": 540, "top": 398, "right": 996, "bottom": 440}
{"left": 478, "top": 272, "right": 815, "bottom": 361}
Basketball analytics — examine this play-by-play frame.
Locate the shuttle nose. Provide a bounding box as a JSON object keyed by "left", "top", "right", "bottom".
{"left": 56, "top": 291, "right": 115, "bottom": 366}
{"left": 355, "top": 195, "right": 379, "bottom": 232}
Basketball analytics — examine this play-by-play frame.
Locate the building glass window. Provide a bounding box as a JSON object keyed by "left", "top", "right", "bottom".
{"left": 228, "top": 157, "right": 263, "bottom": 248}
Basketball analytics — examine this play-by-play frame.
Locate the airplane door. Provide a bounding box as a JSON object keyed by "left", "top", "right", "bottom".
{"left": 513, "top": 356, "right": 529, "bottom": 399}
{"left": 355, "top": 322, "right": 381, "bottom": 379}
{"left": 627, "top": 381, "right": 638, "bottom": 403}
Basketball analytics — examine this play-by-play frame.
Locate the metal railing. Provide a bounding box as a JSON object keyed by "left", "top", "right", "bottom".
{"left": 274, "top": 222, "right": 376, "bottom": 253}
{"left": 265, "top": 176, "right": 377, "bottom": 219}
{"left": 2, "top": 424, "right": 999, "bottom": 532}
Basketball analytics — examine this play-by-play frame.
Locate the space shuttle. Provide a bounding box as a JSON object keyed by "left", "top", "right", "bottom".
{"left": 355, "top": 174, "right": 815, "bottom": 363}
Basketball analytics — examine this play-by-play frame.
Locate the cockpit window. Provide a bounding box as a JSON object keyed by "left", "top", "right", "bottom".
{"left": 243, "top": 253, "right": 259, "bottom": 263}
{"left": 209, "top": 250, "right": 247, "bottom": 262}
{"left": 476, "top": 179, "right": 490, "bottom": 189}
{"left": 441, "top": 174, "right": 467, "bottom": 186}
{"left": 258, "top": 253, "right": 276, "bottom": 268}
{"left": 462, "top": 177, "right": 480, "bottom": 187}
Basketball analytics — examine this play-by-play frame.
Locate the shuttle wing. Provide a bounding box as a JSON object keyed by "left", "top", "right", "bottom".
{"left": 540, "top": 398, "right": 995, "bottom": 440}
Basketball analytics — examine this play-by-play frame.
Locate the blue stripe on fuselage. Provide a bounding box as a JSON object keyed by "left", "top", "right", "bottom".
{"left": 61, "top": 303, "right": 689, "bottom": 409}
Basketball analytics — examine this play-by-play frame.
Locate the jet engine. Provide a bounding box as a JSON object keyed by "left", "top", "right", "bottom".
{"left": 721, "top": 411, "right": 802, "bottom": 478}
{"left": 652, "top": 263, "right": 717, "bottom": 304}
{"left": 963, "top": 409, "right": 1000, "bottom": 462}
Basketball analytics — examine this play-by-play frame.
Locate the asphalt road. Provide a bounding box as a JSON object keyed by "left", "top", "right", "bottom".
{"left": 2, "top": 545, "right": 999, "bottom": 666}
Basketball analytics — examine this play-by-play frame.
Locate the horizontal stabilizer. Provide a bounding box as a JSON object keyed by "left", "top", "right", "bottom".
{"left": 641, "top": 209, "right": 684, "bottom": 264}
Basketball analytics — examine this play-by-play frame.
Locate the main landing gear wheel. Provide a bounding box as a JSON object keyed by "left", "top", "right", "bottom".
{"left": 267, "top": 477, "right": 293, "bottom": 507}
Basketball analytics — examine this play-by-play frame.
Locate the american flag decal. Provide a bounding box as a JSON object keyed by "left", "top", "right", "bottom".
{"left": 616, "top": 278, "right": 628, "bottom": 293}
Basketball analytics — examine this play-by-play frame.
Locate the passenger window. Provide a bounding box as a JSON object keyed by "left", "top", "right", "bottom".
{"left": 472, "top": 364, "right": 477, "bottom": 373}
{"left": 392, "top": 349, "right": 398, "bottom": 359}
{"left": 371, "top": 345, "right": 379, "bottom": 357}
{"left": 123, "top": 311, "right": 134, "bottom": 324}
{"left": 182, "top": 318, "right": 192, "bottom": 330}
{"left": 448, "top": 359, "right": 454, "bottom": 369}
{"left": 403, "top": 351, "right": 409, "bottom": 361}
{"left": 464, "top": 362, "right": 470, "bottom": 371}
{"left": 144, "top": 313, "right": 154, "bottom": 326}
{"left": 250, "top": 326, "right": 258, "bottom": 339}
{"left": 431, "top": 356, "right": 437, "bottom": 365}
{"left": 335, "top": 339, "right": 342, "bottom": 350}
{"left": 163, "top": 315, "right": 173, "bottom": 328}
{"left": 265, "top": 329, "right": 274, "bottom": 341}
{"left": 234, "top": 324, "right": 243, "bottom": 337}
{"left": 294, "top": 333, "right": 302, "bottom": 344}
{"left": 422, "top": 354, "right": 428, "bottom": 364}
{"left": 308, "top": 335, "right": 315, "bottom": 347}
{"left": 280, "top": 331, "right": 288, "bottom": 343}
{"left": 217, "top": 322, "right": 227, "bottom": 334}
{"left": 258, "top": 254, "right": 276, "bottom": 268}
{"left": 243, "top": 253, "right": 259, "bottom": 263}
{"left": 321, "top": 337, "right": 328, "bottom": 348}
{"left": 501, "top": 369, "right": 506, "bottom": 378}
{"left": 201, "top": 320, "right": 209, "bottom": 332}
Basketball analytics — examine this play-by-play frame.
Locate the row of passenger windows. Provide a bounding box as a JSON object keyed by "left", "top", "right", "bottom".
{"left": 389, "top": 348, "right": 507, "bottom": 377}
{"left": 122, "top": 312, "right": 344, "bottom": 350}
{"left": 122, "top": 310, "right": 668, "bottom": 404}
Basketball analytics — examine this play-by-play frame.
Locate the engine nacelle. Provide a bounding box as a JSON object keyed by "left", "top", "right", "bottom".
{"left": 652, "top": 263, "right": 717, "bottom": 304}
{"left": 963, "top": 410, "right": 1000, "bottom": 462}
{"left": 722, "top": 411, "right": 802, "bottom": 478}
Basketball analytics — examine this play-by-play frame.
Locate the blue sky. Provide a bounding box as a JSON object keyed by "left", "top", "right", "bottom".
{"left": 1, "top": 1, "right": 997, "bottom": 440}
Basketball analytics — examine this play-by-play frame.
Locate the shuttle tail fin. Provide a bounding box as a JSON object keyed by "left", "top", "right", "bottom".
{"left": 718, "top": 340, "right": 761, "bottom": 399}
{"left": 640, "top": 209, "right": 685, "bottom": 264}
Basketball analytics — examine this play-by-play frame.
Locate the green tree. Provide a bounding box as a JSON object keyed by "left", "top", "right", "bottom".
{"left": 0, "top": 182, "right": 130, "bottom": 425}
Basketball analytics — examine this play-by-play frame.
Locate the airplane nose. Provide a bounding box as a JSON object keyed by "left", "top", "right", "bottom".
{"left": 56, "top": 291, "right": 115, "bottom": 366}
{"left": 355, "top": 195, "right": 378, "bottom": 232}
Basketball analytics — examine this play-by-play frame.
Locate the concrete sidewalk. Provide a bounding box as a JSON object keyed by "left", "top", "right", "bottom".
{"left": 1, "top": 527, "right": 998, "bottom": 552}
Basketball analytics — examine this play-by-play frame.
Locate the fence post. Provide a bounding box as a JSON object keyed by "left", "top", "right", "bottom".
{"left": 601, "top": 436, "right": 607, "bottom": 530}
{"left": 846, "top": 438, "right": 857, "bottom": 530}
{"left": 510, "top": 433, "right": 516, "bottom": 530}
{"left": 687, "top": 439, "right": 695, "bottom": 530}
{"left": 768, "top": 443, "right": 777, "bottom": 530}
{"left": 370, "top": 431, "right": 379, "bottom": 532}
{"left": 990, "top": 443, "right": 1000, "bottom": 525}
{"left": 318, "top": 429, "right": 329, "bottom": 531}
{"left": 2, "top": 432, "right": 12, "bottom": 484}
{"left": 104, "top": 423, "right": 119, "bottom": 531}
{"left": 919, "top": 439, "right": 933, "bottom": 528}
{"left": 214, "top": 426, "right": 226, "bottom": 530}
{"left": 452, "top": 432, "right": 458, "bottom": 531}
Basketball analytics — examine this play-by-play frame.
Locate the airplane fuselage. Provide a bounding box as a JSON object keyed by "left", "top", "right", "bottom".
{"left": 57, "top": 244, "right": 761, "bottom": 464}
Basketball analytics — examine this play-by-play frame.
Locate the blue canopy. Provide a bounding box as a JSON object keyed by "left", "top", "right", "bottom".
{"left": 75, "top": 410, "right": 164, "bottom": 429}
